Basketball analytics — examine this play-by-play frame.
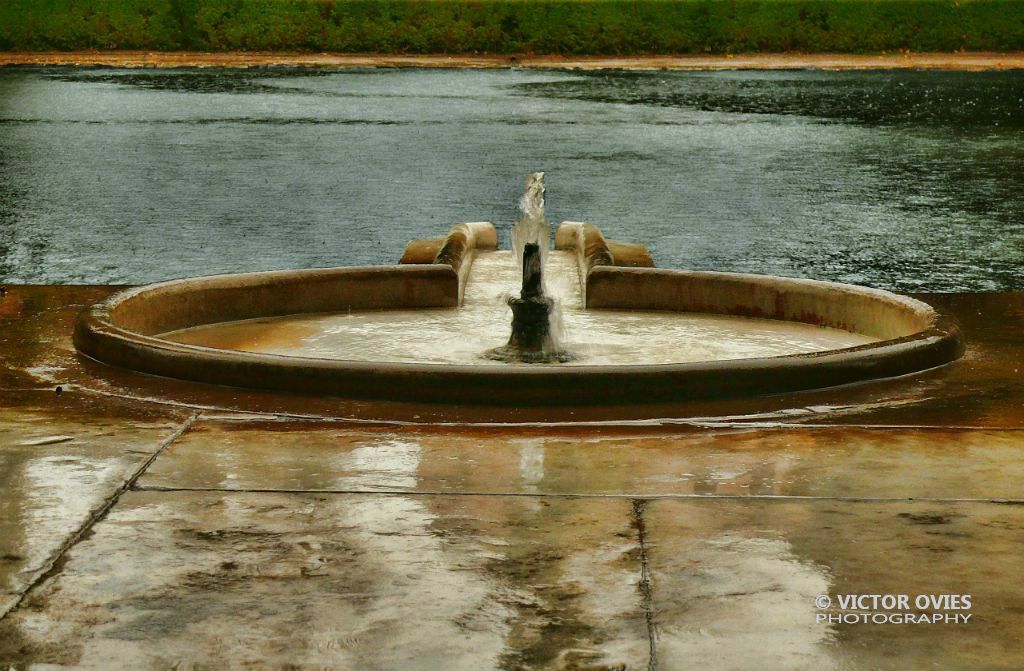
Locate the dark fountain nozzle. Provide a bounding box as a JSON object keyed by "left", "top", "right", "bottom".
{"left": 485, "top": 242, "right": 573, "bottom": 364}
{"left": 520, "top": 241, "right": 544, "bottom": 300}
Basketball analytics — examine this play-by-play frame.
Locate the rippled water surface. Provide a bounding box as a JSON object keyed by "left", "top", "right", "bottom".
{"left": 1, "top": 67, "right": 1022, "bottom": 290}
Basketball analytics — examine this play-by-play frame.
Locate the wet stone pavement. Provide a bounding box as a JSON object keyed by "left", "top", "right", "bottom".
{"left": 0, "top": 286, "right": 1023, "bottom": 669}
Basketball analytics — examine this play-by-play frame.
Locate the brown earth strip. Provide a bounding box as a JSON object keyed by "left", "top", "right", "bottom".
{"left": 2, "top": 51, "right": 1024, "bottom": 70}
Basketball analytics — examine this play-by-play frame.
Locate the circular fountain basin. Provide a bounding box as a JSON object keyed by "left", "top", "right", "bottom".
{"left": 73, "top": 254, "right": 963, "bottom": 405}
{"left": 161, "top": 307, "right": 876, "bottom": 366}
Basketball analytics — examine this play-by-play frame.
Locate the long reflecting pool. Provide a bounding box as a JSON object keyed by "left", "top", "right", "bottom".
{"left": 1, "top": 67, "right": 1022, "bottom": 290}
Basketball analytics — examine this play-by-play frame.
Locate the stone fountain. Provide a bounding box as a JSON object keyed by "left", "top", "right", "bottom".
{"left": 72, "top": 174, "right": 964, "bottom": 406}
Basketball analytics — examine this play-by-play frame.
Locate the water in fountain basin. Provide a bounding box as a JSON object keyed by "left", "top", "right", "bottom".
{"left": 163, "top": 250, "right": 877, "bottom": 365}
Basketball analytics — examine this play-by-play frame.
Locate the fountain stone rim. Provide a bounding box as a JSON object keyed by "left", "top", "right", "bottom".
{"left": 72, "top": 261, "right": 965, "bottom": 406}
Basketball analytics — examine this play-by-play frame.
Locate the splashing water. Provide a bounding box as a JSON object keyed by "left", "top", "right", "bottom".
{"left": 511, "top": 172, "right": 550, "bottom": 269}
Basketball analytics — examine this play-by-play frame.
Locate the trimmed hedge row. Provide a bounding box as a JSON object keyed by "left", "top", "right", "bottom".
{"left": 2, "top": 1, "right": 1023, "bottom": 54}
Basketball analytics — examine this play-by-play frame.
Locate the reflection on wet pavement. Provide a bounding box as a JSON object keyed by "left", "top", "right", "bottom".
{"left": 645, "top": 500, "right": 1024, "bottom": 670}
{"left": 0, "top": 391, "right": 190, "bottom": 617}
{"left": 2, "top": 492, "right": 1023, "bottom": 669}
{"left": 0, "top": 492, "right": 646, "bottom": 670}
{"left": 0, "top": 285, "right": 116, "bottom": 389}
{"left": 141, "top": 422, "right": 1024, "bottom": 501}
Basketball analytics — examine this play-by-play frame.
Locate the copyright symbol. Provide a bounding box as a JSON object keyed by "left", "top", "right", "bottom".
{"left": 815, "top": 595, "right": 832, "bottom": 609}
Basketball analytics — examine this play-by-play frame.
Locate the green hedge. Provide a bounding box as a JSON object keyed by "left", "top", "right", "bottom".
{"left": 2, "top": 1, "right": 1023, "bottom": 53}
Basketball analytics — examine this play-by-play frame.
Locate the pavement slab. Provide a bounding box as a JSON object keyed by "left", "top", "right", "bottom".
{"left": 140, "top": 420, "right": 1024, "bottom": 501}
{"left": 0, "top": 390, "right": 194, "bottom": 617}
{"left": 3, "top": 492, "right": 1021, "bottom": 669}
{"left": 0, "top": 491, "right": 648, "bottom": 670}
{"left": 643, "top": 499, "right": 1024, "bottom": 671}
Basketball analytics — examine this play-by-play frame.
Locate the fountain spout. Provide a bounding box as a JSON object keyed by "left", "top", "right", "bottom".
{"left": 520, "top": 241, "right": 544, "bottom": 299}
{"left": 485, "top": 242, "right": 572, "bottom": 364}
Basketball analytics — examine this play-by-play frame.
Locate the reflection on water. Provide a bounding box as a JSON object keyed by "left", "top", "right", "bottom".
{"left": 163, "top": 251, "right": 875, "bottom": 365}
{"left": 0, "top": 67, "right": 1022, "bottom": 290}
